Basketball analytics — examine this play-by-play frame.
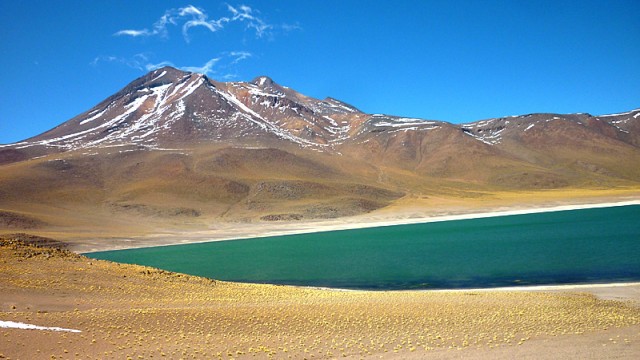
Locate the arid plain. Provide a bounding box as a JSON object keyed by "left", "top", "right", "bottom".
{"left": 1, "top": 235, "right": 639, "bottom": 360}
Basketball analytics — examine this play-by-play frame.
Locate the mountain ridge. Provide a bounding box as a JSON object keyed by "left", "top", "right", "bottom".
{"left": 2, "top": 66, "right": 639, "bottom": 153}
{"left": 1, "top": 67, "right": 639, "bottom": 236}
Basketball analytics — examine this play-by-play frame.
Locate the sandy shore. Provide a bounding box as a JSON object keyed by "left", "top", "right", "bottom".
{"left": 71, "top": 198, "right": 640, "bottom": 302}
{"left": 76, "top": 198, "right": 640, "bottom": 253}
{"left": 1, "top": 240, "right": 639, "bottom": 359}
{"left": 430, "top": 282, "right": 640, "bottom": 302}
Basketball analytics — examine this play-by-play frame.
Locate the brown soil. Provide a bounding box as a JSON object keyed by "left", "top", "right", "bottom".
{"left": 0, "top": 210, "right": 47, "bottom": 229}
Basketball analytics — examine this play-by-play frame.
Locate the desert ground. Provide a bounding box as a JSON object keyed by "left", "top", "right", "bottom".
{"left": 1, "top": 195, "right": 639, "bottom": 359}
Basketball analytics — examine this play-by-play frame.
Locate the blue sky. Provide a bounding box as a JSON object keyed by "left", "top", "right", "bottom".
{"left": 1, "top": 0, "right": 639, "bottom": 144}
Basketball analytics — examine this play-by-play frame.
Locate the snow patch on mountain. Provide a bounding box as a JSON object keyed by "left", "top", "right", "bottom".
{"left": 213, "top": 85, "right": 322, "bottom": 148}
{"left": 5, "top": 67, "right": 637, "bottom": 155}
{"left": 598, "top": 108, "right": 640, "bottom": 117}
{"left": 79, "top": 106, "right": 111, "bottom": 125}
{"left": 370, "top": 115, "right": 437, "bottom": 128}
{"left": 150, "top": 70, "right": 167, "bottom": 82}
{"left": 461, "top": 119, "right": 505, "bottom": 145}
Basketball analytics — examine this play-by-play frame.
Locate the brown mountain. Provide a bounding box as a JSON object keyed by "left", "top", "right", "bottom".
{"left": 1, "top": 67, "right": 639, "bottom": 239}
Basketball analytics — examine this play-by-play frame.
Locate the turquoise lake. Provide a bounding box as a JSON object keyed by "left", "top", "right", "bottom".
{"left": 88, "top": 205, "right": 640, "bottom": 290}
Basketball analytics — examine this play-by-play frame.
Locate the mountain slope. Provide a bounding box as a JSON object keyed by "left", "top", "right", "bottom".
{"left": 461, "top": 111, "right": 640, "bottom": 185}
{"left": 1, "top": 67, "right": 639, "bottom": 234}
{"left": 10, "top": 67, "right": 368, "bottom": 152}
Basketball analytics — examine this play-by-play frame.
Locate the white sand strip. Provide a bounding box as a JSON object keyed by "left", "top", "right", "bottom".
{"left": 0, "top": 320, "right": 81, "bottom": 333}
{"left": 300, "top": 282, "right": 640, "bottom": 301}
{"left": 154, "top": 200, "right": 640, "bottom": 242}
{"left": 196, "top": 199, "right": 640, "bottom": 242}
{"left": 424, "top": 282, "right": 640, "bottom": 293}
{"left": 81, "top": 199, "right": 640, "bottom": 253}
{"left": 310, "top": 200, "right": 640, "bottom": 233}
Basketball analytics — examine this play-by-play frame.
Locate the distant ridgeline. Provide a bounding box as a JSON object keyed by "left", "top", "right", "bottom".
{"left": 1, "top": 66, "right": 639, "bottom": 227}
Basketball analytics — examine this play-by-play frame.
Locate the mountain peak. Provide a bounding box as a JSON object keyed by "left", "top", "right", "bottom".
{"left": 251, "top": 76, "right": 275, "bottom": 87}
{"left": 6, "top": 65, "right": 638, "bottom": 165}
{"left": 144, "top": 66, "right": 189, "bottom": 83}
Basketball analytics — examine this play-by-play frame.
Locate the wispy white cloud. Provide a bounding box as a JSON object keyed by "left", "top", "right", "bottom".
{"left": 179, "top": 5, "right": 227, "bottom": 42}
{"left": 92, "top": 52, "right": 253, "bottom": 78}
{"left": 180, "top": 51, "right": 252, "bottom": 77}
{"left": 222, "top": 73, "right": 239, "bottom": 80}
{"left": 145, "top": 61, "right": 176, "bottom": 72}
{"left": 226, "top": 4, "right": 272, "bottom": 38}
{"left": 114, "top": 4, "right": 272, "bottom": 42}
{"left": 91, "top": 53, "right": 153, "bottom": 71}
{"left": 228, "top": 51, "right": 252, "bottom": 64}
{"left": 281, "top": 22, "right": 303, "bottom": 32}
{"left": 181, "top": 57, "right": 221, "bottom": 75}
{"left": 114, "top": 12, "right": 174, "bottom": 38}
{"left": 114, "top": 29, "right": 149, "bottom": 37}
{"left": 102, "top": 4, "right": 295, "bottom": 79}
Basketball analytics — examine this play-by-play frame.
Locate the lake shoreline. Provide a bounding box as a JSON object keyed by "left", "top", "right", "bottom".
{"left": 299, "top": 281, "right": 640, "bottom": 301}
{"left": 80, "top": 199, "right": 640, "bottom": 254}
{"left": 3, "top": 238, "right": 639, "bottom": 360}
{"left": 89, "top": 201, "right": 640, "bottom": 300}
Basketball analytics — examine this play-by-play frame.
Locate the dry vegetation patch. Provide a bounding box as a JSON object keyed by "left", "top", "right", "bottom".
{"left": 1, "top": 239, "right": 639, "bottom": 359}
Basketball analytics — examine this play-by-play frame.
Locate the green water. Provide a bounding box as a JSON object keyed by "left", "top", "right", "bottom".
{"left": 88, "top": 205, "right": 640, "bottom": 290}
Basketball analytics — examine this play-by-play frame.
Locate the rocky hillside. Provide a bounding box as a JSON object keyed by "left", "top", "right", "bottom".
{"left": 0, "top": 67, "right": 639, "bottom": 231}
